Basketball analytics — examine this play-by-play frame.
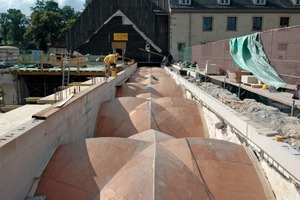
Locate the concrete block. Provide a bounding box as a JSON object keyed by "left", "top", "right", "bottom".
{"left": 241, "top": 75, "right": 258, "bottom": 84}
{"left": 0, "top": 187, "right": 8, "bottom": 200}
{"left": 16, "top": 134, "right": 28, "bottom": 156}
{"left": 11, "top": 155, "right": 23, "bottom": 179}
{"left": 205, "top": 62, "right": 219, "bottom": 75}
{"left": 227, "top": 71, "right": 251, "bottom": 83}
{"left": 0, "top": 162, "right": 12, "bottom": 191}
{"left": 2, "top": 140, "right": 17, "bottom": 165}
{"left": 21, "top": 147, "right": 34, "bottom": 169}
{"left": 257, "top": 128, "right": 278, "bottom": 137}
{"left": 233, "top": 113, "right": 251, "bottom": 121}
{"left": 27, "top": 128, "right": 43, "bottom": 146}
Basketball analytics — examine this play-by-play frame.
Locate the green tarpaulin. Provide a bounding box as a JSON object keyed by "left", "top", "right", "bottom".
{"left": 229, "top": 33, "right": 286, "bottom": 89}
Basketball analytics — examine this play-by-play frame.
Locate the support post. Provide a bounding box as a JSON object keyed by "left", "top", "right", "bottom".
{"left": 291, "top": 100, "right": 295, "bottom": 116}
{"left": 238, "top": 83, "right": 241, "bottom": 98}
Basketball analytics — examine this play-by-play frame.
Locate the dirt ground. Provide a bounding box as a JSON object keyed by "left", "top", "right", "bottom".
{"left": 194, "top": 81, "right": 300, "bottom": 151}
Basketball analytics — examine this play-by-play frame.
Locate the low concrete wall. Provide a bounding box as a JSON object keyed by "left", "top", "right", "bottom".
{"left": 0, "top": 71, "right": 18, "bottom": 105}
{"left": 165, "top": 66, "right": 300, "bottom": 199}
{"left": 0, "top": 64, "right": 137, "bottom": 200}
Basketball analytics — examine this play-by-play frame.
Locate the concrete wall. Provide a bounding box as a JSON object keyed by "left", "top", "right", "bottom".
{"left": 166, "top": 66, "right": 300, "bottom": 199}
{"left": 170, "top": 12, "right": 300, "bottom": 60}
{"left": 0, "top": 72, "right": 18, "bottom": 105}
{"left": 1, "top": 63, "right": 298, "bottom": 199}
{"left": 0, "top": 64, "right": 137, "bottom": 200}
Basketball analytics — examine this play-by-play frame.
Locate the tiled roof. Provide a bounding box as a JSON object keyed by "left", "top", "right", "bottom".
{"left": 169, "top": 0, "right": 300, "bottom": 10}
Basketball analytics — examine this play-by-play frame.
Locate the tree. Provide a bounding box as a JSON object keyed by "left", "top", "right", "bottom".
{"left": 31, "top": 0, "right": 46, "bottom": 13}
{"left": 25, "top": 11, "right": 63, "bottom": 50}
{"left": 7, "top": 9, "right": 28, "bottom": 45}
{"left": 84, "top": 0, "right": 93, "bottom": 8}
{"left": 0, "top": 0, "right": 81, "bottom": 50}
{"left": 61, "top": 6, "right": 80, "bottom": 21}
{"left": 60, "top": 6, "right": 81, "bottom": 38}
{"left": 0, "top": 13, "right": 9, "bottom": 45}
{"left": 0, "top": 9, "right": 27, "bottom": 46}
{"left": 26, "top": 0, "right": 64, "bottom": 50}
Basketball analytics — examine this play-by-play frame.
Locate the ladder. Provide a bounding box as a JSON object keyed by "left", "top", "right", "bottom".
{"left": 62, "top": 65, "right": 70, "bottom": 86}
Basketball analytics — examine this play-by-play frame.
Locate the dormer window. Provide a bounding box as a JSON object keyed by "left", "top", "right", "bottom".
{"left": 293, "top": 0, "right": 300, "bottom": 5}
{"left": 218, "top": 0, "right": 230, "bottom": 5}
{"left": 254, "top": 0, "right": 266, "bottom": 5}
{"left": 179, "top": 0, "right": 192, "bottom": 5}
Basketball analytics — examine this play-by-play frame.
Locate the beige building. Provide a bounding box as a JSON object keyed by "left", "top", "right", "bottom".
{"left": 169, "top": 0, "right": 300, "bottom": 60}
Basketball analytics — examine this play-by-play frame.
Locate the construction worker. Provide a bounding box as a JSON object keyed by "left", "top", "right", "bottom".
{"left": 104, "top": 53, "right": 120, "bottom": 78}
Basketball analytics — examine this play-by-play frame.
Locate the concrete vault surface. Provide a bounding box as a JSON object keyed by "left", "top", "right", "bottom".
{"left": 35, "top": 67, "right": 274, "bottom": 199}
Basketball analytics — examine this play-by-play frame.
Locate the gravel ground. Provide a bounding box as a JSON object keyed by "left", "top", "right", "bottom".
{"left": 193, "top": 81, "right": 300, "bottom": 151}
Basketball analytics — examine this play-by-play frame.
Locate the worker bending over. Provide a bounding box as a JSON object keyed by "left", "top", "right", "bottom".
{"left": 104, "top": 53, "right": 120, "bottom": 78}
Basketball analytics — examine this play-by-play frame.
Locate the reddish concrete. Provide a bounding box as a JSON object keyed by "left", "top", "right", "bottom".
{"left": 35, "top": 67, "right": 274, "bottom": 200}
{"left": 94, "top": 97, "right": 208, "bottom": 138}
{"left": 116, "top": 82, "right": 184, "bottom": 99}
{"left": 35, "top": 130, "right": 273, "bottom": 200}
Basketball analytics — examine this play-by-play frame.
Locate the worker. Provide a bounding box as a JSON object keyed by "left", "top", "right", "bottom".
{"left": 292, "top": 84, "right": 300, "bottom": 99}
{"left": 161, "top": 52, "right": 174, "bottom": 66}
{"left": 103, "top": 53, "right": 120, "bottom": 78}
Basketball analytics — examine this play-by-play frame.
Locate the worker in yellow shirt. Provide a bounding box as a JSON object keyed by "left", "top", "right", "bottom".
{"left": 104, "top": 53, "right": 120, "bottom": 78}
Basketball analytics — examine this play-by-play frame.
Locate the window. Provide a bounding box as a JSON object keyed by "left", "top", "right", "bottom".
{"left": 294, "top": 0, "right": 300, "bottom": 5}
{"left": 253, "top": 17, "right": 262, "bottom": 31}
{"left": 178, "top": 43, "right": 185, "bottom": 51}
{"left": 227, "top": 17, "right": 237, "bottom": 31}
{"left": 203, "top": 17, "right": 213, "bottom": 31}
{"left": 254, "top": 0, "right": 266, "bottom": 5}
{"left": 280, "top": 17, "right": 289, "bottom": 28}
{"left": 179, "top": 0, "right": 191, "bottom": 5}
{"left": 218, "top": 0, "right": 230, "bottom": 5}
{"left": 178, "top": 43, "right": 186, "bottom": 61}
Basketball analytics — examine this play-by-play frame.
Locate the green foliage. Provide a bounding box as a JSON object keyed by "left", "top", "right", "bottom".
{"left": 0, "top": 13, "right": 9, "bottom": 44}
{"left": 25, "top": 11, "right": 63, "bottom": 50}
{"left": 7, "top": 9, "right": 28, "bottom": 45}
{"left": 84, "top": 0, "right": 93, "bottom": 8}
{"left": 0, "top": 0, "right": 81, "bottom": 50}
{"left": 0, "top": 9, "right": 28, "bottom": 46}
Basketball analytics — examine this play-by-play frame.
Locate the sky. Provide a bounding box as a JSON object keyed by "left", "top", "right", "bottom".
{"left": 0, "top": 0, "right": 85, "bottom": 16}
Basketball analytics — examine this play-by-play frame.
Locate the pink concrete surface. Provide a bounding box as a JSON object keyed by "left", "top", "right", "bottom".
{"left": 35, "top": 130, "right": 273, "bottom": 200}
{"left": 94, "top": 97, "right": 208, "bottom": 138}
{"left": 35, "top": 67, "right": 274, "bottom": 200}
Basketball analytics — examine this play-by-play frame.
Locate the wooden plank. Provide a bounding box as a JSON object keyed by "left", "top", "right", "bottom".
{"left": 196, "top": 70, "right": 300, "bottom": 107}
{"left": 25, "top": 97, "right": 42, "bottom": 103}
{"left": 53, "top": 94, "right": 74, "bottom": 108}
{"left": 32, "top": 106, "right": 59, "bottom": 119}
{"left": 243, "top": 83, "right": 263, "bottom": 88}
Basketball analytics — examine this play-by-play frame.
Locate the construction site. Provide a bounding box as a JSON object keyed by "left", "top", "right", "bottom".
{"left": 1, "top": 0, "right": 300, "bottom": 199}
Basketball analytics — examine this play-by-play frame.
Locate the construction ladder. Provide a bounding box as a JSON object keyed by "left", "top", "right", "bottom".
{"left": 62, "top": 65, "right": 70, "bottom": 86}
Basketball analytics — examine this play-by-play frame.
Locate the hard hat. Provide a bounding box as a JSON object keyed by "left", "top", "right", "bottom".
{"left": 262, "top": 84, "right": 268, "bottom": 90}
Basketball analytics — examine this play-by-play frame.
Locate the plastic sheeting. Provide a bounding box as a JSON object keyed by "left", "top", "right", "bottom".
{"left": 229, "top": 32, "right": 286, "bottom": 89}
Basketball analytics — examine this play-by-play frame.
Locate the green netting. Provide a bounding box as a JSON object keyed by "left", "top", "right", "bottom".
{"left": 229, "top": 32, "right": 286, "bottom": 89}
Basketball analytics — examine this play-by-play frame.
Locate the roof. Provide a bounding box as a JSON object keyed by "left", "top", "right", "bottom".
{"left": 169, "top": 0, "right": 300, "bottom": 12}
{"left": 35, "top": 130, "right": 273, "bottom": 200}
{"left": 34, "top": 66, "right": 274, "bottom": 199}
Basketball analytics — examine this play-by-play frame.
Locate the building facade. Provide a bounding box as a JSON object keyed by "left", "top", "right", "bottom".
{"left": 169, "top": 0, "right": 300, "bottom": 60}
{"left": 68, "top": 0, "right": 300, "bottom": 61}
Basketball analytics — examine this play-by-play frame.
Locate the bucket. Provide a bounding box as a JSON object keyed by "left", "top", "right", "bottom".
{"left": 275, "top": 135, "right": 283, "bottom": 142}
{"left": 111, "top": 70, "right": 116, "bottom": 77}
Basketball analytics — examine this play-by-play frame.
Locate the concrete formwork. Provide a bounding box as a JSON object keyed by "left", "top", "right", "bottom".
{"left": 0, "top": 64, "right": 137, "bottom": 200}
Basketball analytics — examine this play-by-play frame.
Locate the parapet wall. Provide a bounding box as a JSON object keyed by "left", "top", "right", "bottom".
{"left": 165, "top": 66, "right": 300, "bottom": 199}
{"left": 0, "top": 64, "right": 137, "bottom": 200}
{"left": 190, "top": 25, "right": 300, "bottom": 85}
